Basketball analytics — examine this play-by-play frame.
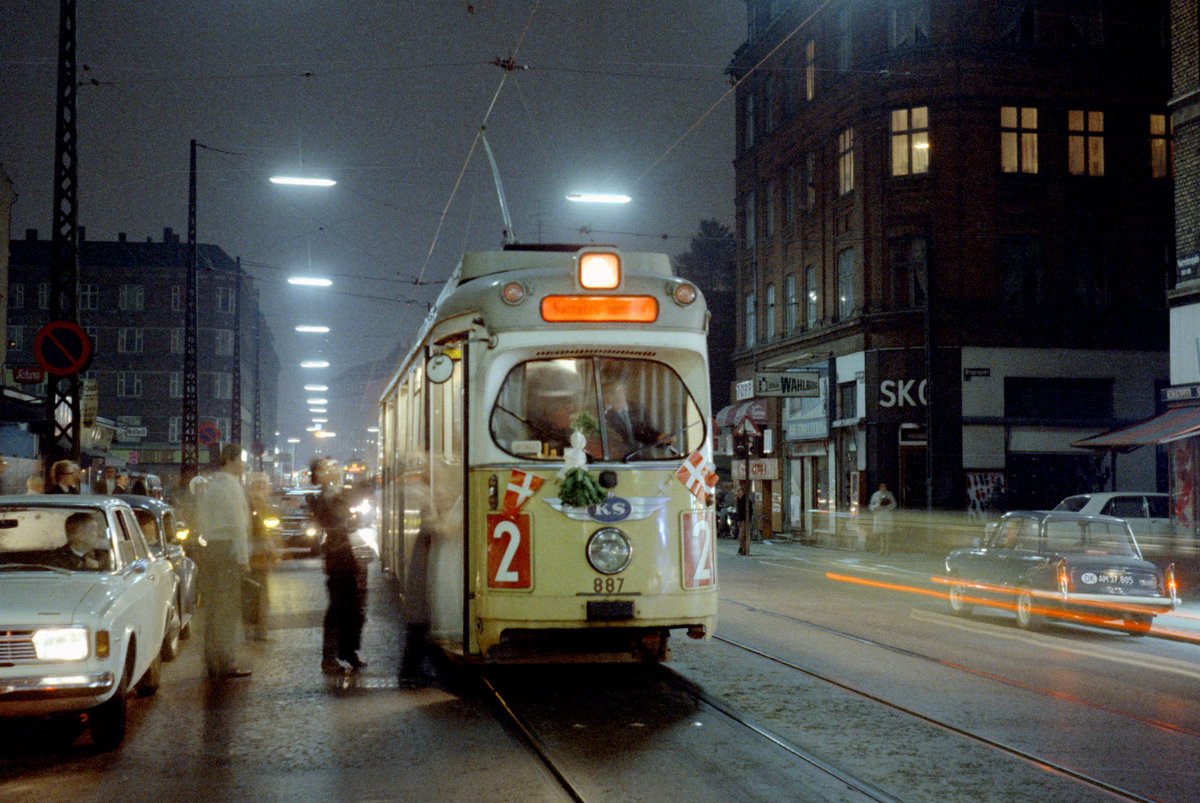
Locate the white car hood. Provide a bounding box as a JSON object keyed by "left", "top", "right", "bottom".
{"left": 0, "top": 573, "right": 114, "bottom": 625}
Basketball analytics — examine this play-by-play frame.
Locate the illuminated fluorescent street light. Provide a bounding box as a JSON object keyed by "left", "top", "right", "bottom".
{"left": 288, "top": 277, "right": 333, "bottom": 287}
{"left": 315, "top": 431, "right": 337, "bottom": 439}
{"left": 270, "top": 176, "right": 336, "bottom": 187}
{"left": 304, "top": 384, "right": 328, "bottom": 391}
{"left": 295, "top": 325, "right": 330, "bottom": 333}
{"left": 306, "top": 398, "right": 328, "bottom": 405}
{"left": 309, "top": 407, "right": 327, "bottom": 413}
{"left": 566, "top": 192, "right": 631, "bottom": 204}
{"left": 300, "top": 360, "right": 329, "bottom": 368}
{"left": 312, "top": 417, "right": 328, "bottom": 423}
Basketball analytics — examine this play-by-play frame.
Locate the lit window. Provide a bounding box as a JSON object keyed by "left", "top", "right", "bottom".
{"left": 119, "top": 284, "right": 144, "bottom": 311}
{"left": 744, "top": 292, "right": 757, "bottom": 348}
{"left": 891, "top": 107, "right": 930, "bottom": 176}
{"left": 805, "top": 266, "right": 818, "bottom": 326}
{"left": 888, "top": 0, "right": 930, "bottom": 49}
{"left": 1068, "top": 110, "right": 1105, "bottom": 176}
{"left": 1149, "top": 114, "right": 1172, "bottom": 179}
{"left": 79, "top": 284, "right": 98, "bottom": 311}
{"left": 766, "top": 283, "right": 776, "bottom": 340}
{"left": 838, "top": 128, "right": 855, "bottom": 195}
{"left": 805, "top": 39, "right": 815, "bottom": 101}
{"left": 117, "top": 371, "right": 143, "bottom": 398}
{"left": 837, "top": 249, "right": 856, "bottom": 319}
{"left": 785, "top": 274, "right": 797, "bottom": 332}
{"left": 1001, "top": 106, "right": 1038, "bottom": 174}
{"left": 117, "top": 327, "right": 144, "bottom": 354}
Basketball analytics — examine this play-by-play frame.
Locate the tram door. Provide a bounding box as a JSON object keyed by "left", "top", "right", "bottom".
{"left": 424, "top": 341, "right": 467, "bottom": 649}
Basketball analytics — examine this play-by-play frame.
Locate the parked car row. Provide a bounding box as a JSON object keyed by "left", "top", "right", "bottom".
{"left": 0, "top": 494, "right": 198, "bottom": 749}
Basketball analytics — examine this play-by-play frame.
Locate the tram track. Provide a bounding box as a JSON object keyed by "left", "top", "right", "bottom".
{"left": 713, "top": 599, "right": 1183, "bottom": 803}
{"left": 474, "top": 663, "right": 898, "bottom": 802}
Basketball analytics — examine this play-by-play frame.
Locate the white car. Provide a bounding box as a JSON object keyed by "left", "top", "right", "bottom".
{"left": 0, "top": 495, "right": 177, "bottom": 748}
{"left": 1052, "top": 492, "right": 1175, "bottom": 553}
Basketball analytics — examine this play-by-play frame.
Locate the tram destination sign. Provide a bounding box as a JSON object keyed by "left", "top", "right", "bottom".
{"left": 754, "top": 371, "right": 820, "bottom": 397}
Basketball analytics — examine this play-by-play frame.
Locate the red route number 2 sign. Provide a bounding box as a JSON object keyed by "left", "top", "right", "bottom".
{"left": 487, "top": 513, "right": 531, "bottom": 589}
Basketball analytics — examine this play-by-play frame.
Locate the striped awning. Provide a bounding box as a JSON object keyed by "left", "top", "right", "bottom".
{"left": 714, "top": 399, "right": 769, "bottom": 429}
{"left": 1072, "top": 405, "right": 1200, "bottom": 450}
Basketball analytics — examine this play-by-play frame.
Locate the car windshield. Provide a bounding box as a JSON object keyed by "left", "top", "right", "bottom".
{"left": 1043, "top": 517, "right": 1140, "bottom": 557}
{"left": 1052, "top": 496, "right": 1088, "bottom": 512}
{"left": 489, "top": 356, "right": 704, "bottom": 462}
{"left": 276, "top": 491, "right": 317, "bottom": 517}
{"left": 0, "top": 507, "right": 112, "bottom": 571}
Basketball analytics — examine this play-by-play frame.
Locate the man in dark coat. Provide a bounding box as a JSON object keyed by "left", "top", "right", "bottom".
{"left": 307, "top": 456, "right": 366, "bottom": 674}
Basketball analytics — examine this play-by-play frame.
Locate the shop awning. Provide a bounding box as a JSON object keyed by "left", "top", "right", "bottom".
{"left": 715, "top": 399, "right": 769, "bottom": 429}
{"left": 1072, "top": 405, "right": 1200, "bottom": 450}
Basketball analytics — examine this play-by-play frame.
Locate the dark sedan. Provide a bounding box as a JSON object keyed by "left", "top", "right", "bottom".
{"left": 944, "top": 511, "right": 1178, "bottom": 634}
{"left": 275, "top": 488, "right": 322, "bottom": 556}
{"left": 125, "top": 495, "right": 198, "bottom": 659}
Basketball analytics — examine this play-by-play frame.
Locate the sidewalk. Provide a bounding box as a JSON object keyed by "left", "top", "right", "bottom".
{"left": 719, "top": 537, "right": 1200, "bottom": 641}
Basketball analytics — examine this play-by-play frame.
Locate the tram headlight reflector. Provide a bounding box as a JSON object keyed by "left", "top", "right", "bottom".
{"left": 501, "top": 281, "right": 526, "bottom": 305}
{"left": 587, "top": 528, "right": 631, "bottom": 575}
{"left": 672, "top": 282, "right": 697, "bottom": 306}
{"left": 579, "top": 252, "right": 620, "bottom": 289}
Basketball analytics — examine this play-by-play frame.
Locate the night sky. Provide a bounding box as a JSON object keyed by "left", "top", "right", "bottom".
{"left": 0, "top": 1, "right": 745, "bottom": 454}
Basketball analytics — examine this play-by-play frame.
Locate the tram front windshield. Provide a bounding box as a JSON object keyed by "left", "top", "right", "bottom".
{"left": 490, "top": 357, "right": 703, "bottom": 462}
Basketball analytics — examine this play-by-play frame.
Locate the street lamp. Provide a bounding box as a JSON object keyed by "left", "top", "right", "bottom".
{"left": 288, "top": 276, "right": 333, "bottom": 287}
{"left": 566, "top": 192, "right": 631, "bottom": 204}
{"left": 295, "top": 325, "right": 330, "bottom": 333}
{"left": 269, "top": 176, "right": 336, "bottom": 187}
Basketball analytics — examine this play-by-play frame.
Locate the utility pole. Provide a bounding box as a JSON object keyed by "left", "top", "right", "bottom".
{"left": 231, "top": 262, "right": 242, "bottom": 446}
{"left": 41, "top": 0, "right": 82, "bottom": 481}
{"left": 182, "top": 140, "right": 200, "bottom": 484}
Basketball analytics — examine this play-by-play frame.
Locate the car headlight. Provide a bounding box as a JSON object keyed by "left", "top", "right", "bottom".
{"left": 263, "top": 517, "right": 281, "bottom": 529}
{"left": 587, "top": 528, "right": 632, "bottom": 575}
{"left": 306, "top": 525, "right": 318, "bottom": 537}
{"left": 32, "top": 627, "right": 90, "bottom": 661}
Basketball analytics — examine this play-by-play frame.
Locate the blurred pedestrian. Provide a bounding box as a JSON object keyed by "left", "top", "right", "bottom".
{"left": 130, "top": 476, "right": 148, "bottom": 495}
{"left": 244, "top": 472, "right": 278, "bottom": 642}
{"left": 736, "top": 485, "right": 754, "bottom": 555}
{"left": 870, "top": 482, "right": 898, "bottom": 556}
{"left": 97, "top": 465, "right": 118, "bottom": 494}
{"left": 25, "top": 475, "right": 44, "bottom": 494}
{"left": 46, "top": 460, "right": 81, "bottom": 494}
{"left": 113, "top": 472, "right": 130, "bottom": 494}
{"left": 196, "top": 444, "right": 252, "bottom": 679}
{"left": 308, "top": 456, "right": 367, "bottom": 674}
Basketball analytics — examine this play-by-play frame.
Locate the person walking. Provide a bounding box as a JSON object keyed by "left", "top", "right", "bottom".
{"left": 869, "top": 482, "right": 898, "bottom": 556}
{"left": 736, "top": 485, "right": 754, "bottom": 556}
{"left": 308, "top": 456, "right": 367, "bottom": 674}
{"left": 196, "top": 444, "right": 253, "bottom": 679}
{"left": 244, "top": 472, "right": 278, "bottom": 643}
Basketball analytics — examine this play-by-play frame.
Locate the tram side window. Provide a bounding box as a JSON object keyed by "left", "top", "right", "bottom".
{"left": 489, "top": 357, "right": 703, "bottom": 462}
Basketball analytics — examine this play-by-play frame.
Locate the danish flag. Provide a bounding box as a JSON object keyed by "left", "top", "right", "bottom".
{"left": 675, "top": 451, "right": 718, "bottom": 503}
{"left": 504, "top": 469, "right": 543, "bottom": 513}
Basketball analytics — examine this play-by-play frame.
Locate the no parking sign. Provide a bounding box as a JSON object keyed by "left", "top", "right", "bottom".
{"left": 33, "top": 321, "right": 92, "bottom": 376}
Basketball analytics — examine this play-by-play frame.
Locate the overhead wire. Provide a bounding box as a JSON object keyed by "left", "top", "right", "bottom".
{"left": 414, "top": 0, "right": 541, "bottom": 286}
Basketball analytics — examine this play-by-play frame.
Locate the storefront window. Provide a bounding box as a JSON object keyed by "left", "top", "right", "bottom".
{"left": 490, "top": 357, "right": 704, "bottom": 462}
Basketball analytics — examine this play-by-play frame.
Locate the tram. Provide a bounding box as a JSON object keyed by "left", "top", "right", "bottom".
{"left": 377, "top": 244, "right": 717, "bottom": 661}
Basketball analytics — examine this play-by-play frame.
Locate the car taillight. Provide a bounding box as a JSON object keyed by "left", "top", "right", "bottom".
{"left": 1057, "top": 559, "right": 1071, "bottom": 596}
{"left": 1166, "top": 562, "right": 1178, "bottom": 603}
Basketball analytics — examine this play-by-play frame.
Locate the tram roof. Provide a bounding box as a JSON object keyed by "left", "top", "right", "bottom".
{"left": 458, "top": 245, "right": 674, "bottom": 283}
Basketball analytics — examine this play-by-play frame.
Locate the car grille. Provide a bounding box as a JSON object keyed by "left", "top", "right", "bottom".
{"left": 0, "top": 630, "right": 37, "bottom": 661}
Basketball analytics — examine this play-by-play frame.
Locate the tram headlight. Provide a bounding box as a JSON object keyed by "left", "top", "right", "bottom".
{"left": 586, "top": 527, "right": 631, "bottom": 575}
{"left": 501, "top": 281, "right": 526, "bottom": 305}
{"left": 671, "top": 282, "right": 697, "bottom": 306}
